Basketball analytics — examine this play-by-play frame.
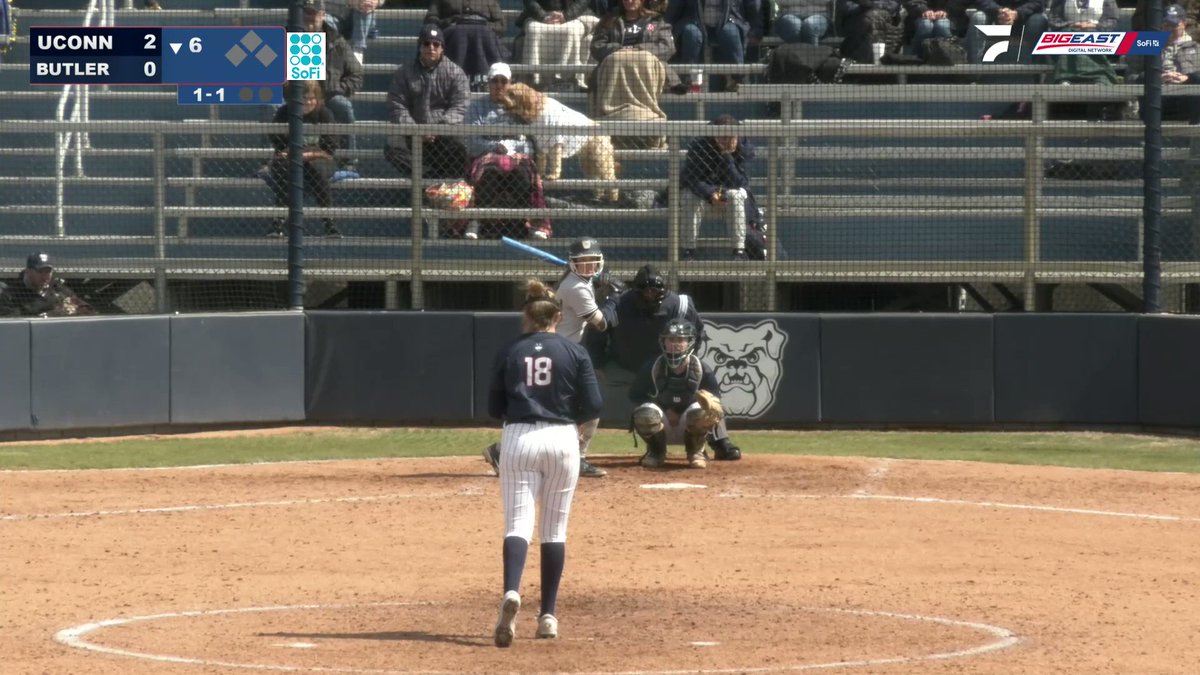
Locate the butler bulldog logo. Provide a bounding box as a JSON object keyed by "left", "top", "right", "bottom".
{"left": 698, "top": 319, "right": 788, "bottom": 418}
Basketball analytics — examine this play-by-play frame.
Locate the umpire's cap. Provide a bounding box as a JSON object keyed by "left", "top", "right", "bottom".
{"left": 26, "top": 252, "right": 53, "bottom": 270}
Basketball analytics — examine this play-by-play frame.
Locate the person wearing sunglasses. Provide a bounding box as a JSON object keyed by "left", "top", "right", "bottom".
{"left": 384, "top": 24, "right": 471, "bottom": 180}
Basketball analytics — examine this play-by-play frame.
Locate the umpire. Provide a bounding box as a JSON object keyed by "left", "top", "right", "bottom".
{"left": 598, "top": 264, "right": 740, "bottom": 460}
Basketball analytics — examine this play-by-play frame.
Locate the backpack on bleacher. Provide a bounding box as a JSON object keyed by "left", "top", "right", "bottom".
{"left": 924, "top": 37, "right": 967, "bottom": 66}
{"left": 766, "top": 43, "right": 847, "bottom": 84}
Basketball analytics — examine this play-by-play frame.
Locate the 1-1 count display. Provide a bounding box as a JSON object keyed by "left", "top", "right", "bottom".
{"left": 192, "top": 87, "right": 224, "bottom": 102}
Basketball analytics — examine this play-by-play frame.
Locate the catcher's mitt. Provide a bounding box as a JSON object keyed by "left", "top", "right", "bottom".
{"left": 592, "top": 270, "right": 624, "bottom": 304}
{"left": 694, "top": 389, "right": 724, "bottom": 430}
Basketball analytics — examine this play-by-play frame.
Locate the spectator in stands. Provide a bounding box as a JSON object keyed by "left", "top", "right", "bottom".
{"left": 836, "top": 0, "right": 903, "bottom": 64}
{"left": 462, "top": 62, "right": 533, "bottom": 240}
{"left": 1134, "top": 0, "right": 1200, "bottom": 41}
{"left": 465, "top": 62, "right": 532, "bottom": 160}
{"left": 385, "top": 24, "right": 472, "bottom": 179}
{"left": 965, "top": 0, "right": 1048, "bottom": 63}
{"left": 514, "top": 0, "right": 602, "bottom": 91}
{"left": 902, "top": 0, "right": 969, "bottom": 59}
{"left": 1045, "top": 0, "right": 1119, "bottom": 83}
{"left": 0, "top": 253, "right": 95, "bottom": 318}
{"left": 1129, "top": 5, "right": 1200, "bottom": 123}
{"left": 333, "top": 0, "right": 381, "bottom": 66}
{"left": 425, "top": 0, "right": 508, "bottom": 86}
{"left": 500, "top": 82, "right": 620, "bottom": 203}
{"left": 666, "top": 0, "right": 763, "bottom": 92}
{"left": 774, "top": 0, "right": 833, "bottom": 47}
{"left": 589, "top": 0, "right": 679, "bottom": 150}
{"left": 266, "top": 82, "right": 343, "bottom": 239}
{"left": 679, "top": 114, "right": 765, "bottom": 261}
{"left": 303, "top": 0, "right": 365, "bottom": 174}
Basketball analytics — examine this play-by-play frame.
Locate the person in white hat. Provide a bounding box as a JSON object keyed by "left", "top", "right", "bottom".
{"left": 465, "top": 63, "right": 531, "bottom": 161}
{"left": 460, "top": 62, "right": 536, "bottom": 240}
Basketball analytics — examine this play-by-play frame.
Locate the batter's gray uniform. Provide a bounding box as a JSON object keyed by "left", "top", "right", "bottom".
{"left": 555, "top": 271, "right": 599, "bottom": 345}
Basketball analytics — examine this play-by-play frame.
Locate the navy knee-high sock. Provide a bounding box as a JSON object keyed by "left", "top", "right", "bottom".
{"left": 502, "top": 536, "right": 528, "bottom": 594}
{"left": 539, "top": 542, "right": 566, "bottom": 616}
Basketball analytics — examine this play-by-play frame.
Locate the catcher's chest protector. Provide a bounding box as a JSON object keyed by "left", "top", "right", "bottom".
{"left": 651, "top": 355, "right": 703, "bottom": 414}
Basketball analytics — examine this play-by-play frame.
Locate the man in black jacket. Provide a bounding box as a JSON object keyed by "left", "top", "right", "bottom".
{"left": 0, "top": 253, "right": 94, "bottom": 318}
{"left": 385, "top": 24, "right": 471, "bottom": 178}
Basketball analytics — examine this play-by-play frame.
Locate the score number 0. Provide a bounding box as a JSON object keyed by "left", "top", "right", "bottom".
{"left": 142, "top": 33, "right": 202, "bottom": 78}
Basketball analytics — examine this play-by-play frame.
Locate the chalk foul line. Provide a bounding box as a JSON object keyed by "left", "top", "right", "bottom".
{"left": 717, "top": 491, "right": 1200, "bottom": 523}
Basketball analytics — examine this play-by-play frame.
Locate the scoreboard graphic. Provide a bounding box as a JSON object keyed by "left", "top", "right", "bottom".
{"left": 30, "top": 26, "right": 317, "bottom": 104}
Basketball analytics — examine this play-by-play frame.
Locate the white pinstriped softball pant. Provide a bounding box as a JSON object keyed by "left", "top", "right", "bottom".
{"left": 499, "top": 421, "right": 581, "bottom": 544}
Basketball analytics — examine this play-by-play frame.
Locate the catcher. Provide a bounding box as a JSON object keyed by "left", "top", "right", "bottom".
{"left": 627, "top": 319, "right": 729, "bottom": 470}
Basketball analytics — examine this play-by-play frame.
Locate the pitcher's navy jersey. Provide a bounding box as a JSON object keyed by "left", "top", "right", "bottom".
{"left": 489, "top": 331, "right": 603, "bottom": 424}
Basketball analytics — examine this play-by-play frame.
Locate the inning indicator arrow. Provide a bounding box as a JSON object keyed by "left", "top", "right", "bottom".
{"left": 169, "top": 43, "right": 182, "bottom": 54}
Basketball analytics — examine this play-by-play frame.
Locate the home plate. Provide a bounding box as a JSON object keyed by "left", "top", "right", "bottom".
{"left": 690, "top": 641, "right": 720, "bottom": 647}
{"left": 274, "top": 642, "right": 317, "bottom": 649}
{"left": 641, "top": 483, "right": 707, "bottom": 490}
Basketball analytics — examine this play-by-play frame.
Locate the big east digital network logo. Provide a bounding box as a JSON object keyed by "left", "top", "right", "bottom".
{"left": 978, "top": 26, "right": 1169, "bottom": 61}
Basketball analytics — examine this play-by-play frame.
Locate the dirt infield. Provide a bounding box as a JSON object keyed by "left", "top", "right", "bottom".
{"left": 3, "top": 453, "right": 1199, "bottom": 674}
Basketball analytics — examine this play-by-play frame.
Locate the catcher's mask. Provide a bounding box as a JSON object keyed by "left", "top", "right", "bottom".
{"left": 633, "top": 264, "right": 666, "bottom": 313}
{"left": 660, "top": 318, "right": 697, "bottom": 368}
{"left": 568, "top": 237, "right": 604, "bottom": 279}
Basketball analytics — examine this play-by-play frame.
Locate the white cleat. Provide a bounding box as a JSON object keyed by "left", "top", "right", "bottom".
{"left": 536, "top": 613, "right": 558, "bottom": 639}
{"left": 494, "top": 590, "right": 521, "bottom": 648}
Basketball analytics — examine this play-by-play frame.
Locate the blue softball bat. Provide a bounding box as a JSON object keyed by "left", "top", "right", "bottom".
{"left": 500, "top": 236, "right": 567, "bottom": 267}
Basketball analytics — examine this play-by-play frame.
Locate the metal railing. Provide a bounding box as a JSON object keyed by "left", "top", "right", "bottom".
{"left": 1, "top": 84, "right": 1196, "bottom": 311}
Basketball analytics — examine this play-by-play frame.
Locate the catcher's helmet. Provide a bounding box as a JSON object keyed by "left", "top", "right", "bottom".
{"left": 660, "top": 318, "right": 697, "bottom": 368}
{"left": 568, "top": 237, "right": 604, "bottom": 278}
{"left": 633, "top": 264, "right": 666, "bottom": 313}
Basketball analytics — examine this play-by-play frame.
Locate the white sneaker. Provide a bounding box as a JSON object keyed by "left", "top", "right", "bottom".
{"left": 493, "top": 590, "right": 520, "bottom": 648}
{"left": 531, "top": 229, "right": 549, "bottom": 240}
{"left": 464, "top": 220, "right": 481, "bottom": 240}
{"left": 536, "top": 613, "right": 558, "bottom": 639}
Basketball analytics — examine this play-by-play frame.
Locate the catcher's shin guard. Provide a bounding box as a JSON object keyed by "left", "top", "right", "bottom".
{"left": 639, "top": 429, "right": 667, "bottom": 468}
{"left": 684, "top": 430, "right": 708, "bottom": 469}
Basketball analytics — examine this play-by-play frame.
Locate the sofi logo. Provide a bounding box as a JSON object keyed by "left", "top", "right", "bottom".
{"left": 285, "top": 32, "right": 327, "bottom": 81}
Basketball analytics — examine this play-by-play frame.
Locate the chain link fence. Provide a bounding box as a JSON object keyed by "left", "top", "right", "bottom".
{"left": 1, "top": 1, "right": 1197, "bottom": 315}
